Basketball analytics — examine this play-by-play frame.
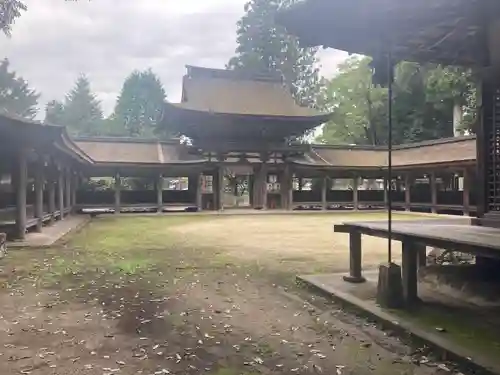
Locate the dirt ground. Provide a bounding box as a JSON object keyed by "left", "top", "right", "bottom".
{"left": 0, "top": 213, "right": 464, "bottom": 375}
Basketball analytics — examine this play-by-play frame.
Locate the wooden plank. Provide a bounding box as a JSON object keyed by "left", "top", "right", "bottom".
{"left": 335, "top": 220, "right": 500, "bottom": 259}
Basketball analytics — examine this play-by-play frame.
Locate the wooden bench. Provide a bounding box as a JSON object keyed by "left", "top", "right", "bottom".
{"left": 333, "top": 218, "right": 499, "bottom": 305}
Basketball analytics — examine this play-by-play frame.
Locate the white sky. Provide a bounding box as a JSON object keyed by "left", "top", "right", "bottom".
{"left": 0, "top": 0, "right": 348, "bottom": 116}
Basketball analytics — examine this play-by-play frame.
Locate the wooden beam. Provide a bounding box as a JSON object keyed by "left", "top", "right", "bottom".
{"left": 156, "top": 174, "right": 163, "bottom": 213}
{"left": 58, "top": 166, "right": 64, "bottom": 220}
{"left": 430, "top": 172, "right": 437, "bottom": 214}
{"left": 463, "top": 168, "right": 470, "bottom": 216}
{"left": 404, "top": 174, "right": 412, "bottom": 212}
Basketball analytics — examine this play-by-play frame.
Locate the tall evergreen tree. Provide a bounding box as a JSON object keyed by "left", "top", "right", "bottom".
{"left": 0, "top": 0, "right": 26, "bottom": 36}
{"left": 0, "top": 58, "right": 39, "bottom": 119}
{"left": 227, "top": 0, "right": 322, "bottom": 107}
{"left": 113, "top": 69, "right": 167, "bottom": 138}
{"left": 45, "top": 99, "right": 65, "bottom": 124}
{"left": 51, "top": 74, "right": 104, "bottom": 136}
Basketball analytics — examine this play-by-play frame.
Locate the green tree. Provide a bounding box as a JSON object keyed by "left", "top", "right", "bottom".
{"left": 47, "top": 75, "right": 104, "bottom": 136}
{"left": 318, "top": 57, "right": 387, "bottom": 145}
{"left": 227, "top": 0, "right": 322, "bottom": 107}
{"left": 0, "top": 58, "right": 39, "bottom": 119}
{"left": 0, "top": 0, "right": 27, "bottom": 36}
{"left": 318, "top": 57, "right": 476, "bottom": 145}
{"left": 113, "top": 69, "right": 167, "bottom": 138}
{"left": 45, "top": 99, "right": 65, "bottom": 124}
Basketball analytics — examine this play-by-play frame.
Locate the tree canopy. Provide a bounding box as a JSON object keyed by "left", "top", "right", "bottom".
{"left": 0, "top": 0, "right": 26, "bottom": 36}
{"left": 227, "top": 0, "right": 322, "bottom": 108}
{"left": 45, "top": 75, "right": 104, "bottom": 136}
{"left": 113, "top": 69, "right": 167, "bottom": 138}
{"left": 0, "top": 58, "right": 39, "bottom": 119}
{"left": 318, "top": 57, "right": 477, "bottom": 146}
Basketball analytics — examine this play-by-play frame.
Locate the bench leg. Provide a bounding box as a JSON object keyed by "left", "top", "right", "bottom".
{"left": 402, "top": 240, "right": 420, "bottom": 306}
{"left": 343, "top": 231, "right": 366, "bottom": 283}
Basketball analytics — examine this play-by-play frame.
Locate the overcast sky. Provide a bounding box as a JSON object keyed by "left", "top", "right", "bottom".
{"left": 0, "top": 0, "right": 348, "bottom": 117}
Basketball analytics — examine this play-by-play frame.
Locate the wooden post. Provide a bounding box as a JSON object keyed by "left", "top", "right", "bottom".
{"left": 343, "top": 231, "right": 366, "bottom": 283}
{"left": 463, "top": 168, "right": 470, "bottom": 216}
{"left": 57, "top": 166, "right": 64, "bottom": 220}
{"left": 321, "top": 176, "right": 328, "bottom": 210}
{"left": 280, "top": 164, "right": 292, "bottom": 210}
{"left": 404, "top": 174, "right": 411, "bottom": 211}
{"left": 34, "top": 159, "right": 44, "bottom": 233}
{"left": 213, "top": 166, "right": 224, "bottom": 211}
{"left": 47, "top": 172, "right": 56, "bottom": 224}
{"left": 71, "top": 172, "right": 77, "bottom": 208}
{"left": 65, "top": 168, "right": 71, "bottom": 212}
{"left": 430, "top": 172, "right": 437, "bottom": 214}
{"left": 248, "top": 174, "right": 254, "bottom": 207}
{"left": 114, "top": 172, "right": 121, "bottom": 214}
{"left": 156, "top": 174, "right": 163, "bottom": 213}
{"left": 402, "top": 240, "right": 419, "bottom": 306}
{"left": 352, "top": 176, "right": 359, "bottom": 211}
{"left": 14, "top": 149, "right": 28, "bottom": 240}
{"left": 261, "top": 163, "right": 268, "bottom": 210}
{"left": 196, "top": 173, "right": 203, "bottom": 211}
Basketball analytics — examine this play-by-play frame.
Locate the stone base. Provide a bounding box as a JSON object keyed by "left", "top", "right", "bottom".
{"left": 343, "top": 275, "right": 366, "bottom": 283}
{"left": 376, "top": 262, "right": 404, "bottom": 309}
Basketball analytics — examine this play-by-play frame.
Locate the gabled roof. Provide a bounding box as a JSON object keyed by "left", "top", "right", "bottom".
{"left": 74, "top": 137, "right": 206, "bottom": 166}
{"left": 172, "top": 66, "right": 326, "bottom": 117}
{"left": 163, "top": 66, "right": 332, "bottom": 142}
{"left": 277, "top": 0, "right": 497, "bottom": 66}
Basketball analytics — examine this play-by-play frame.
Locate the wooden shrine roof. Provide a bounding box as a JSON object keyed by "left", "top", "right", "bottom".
{"left": 163, "top": 66, "right": 332, "bottom": 141}
{"left": 74, "top": 138, "right": 206, "bottom": 166}
{"left": 73, "top": 135, "right": 476, "bottom": 170}
{"left": 292, "top": 136, "right": 477, "bottom": 169}
{"left": 0, "top": 112, "right": 93, "bottom": 164}
{"left": 277, "top": 0, "right": 500, "bottom": 66}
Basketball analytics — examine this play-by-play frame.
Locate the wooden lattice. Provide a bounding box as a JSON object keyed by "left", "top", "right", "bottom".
{"left": 487, "top": 87, "right": 500, "bottom": 212}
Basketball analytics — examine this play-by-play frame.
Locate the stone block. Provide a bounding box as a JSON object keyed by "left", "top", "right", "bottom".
{"left": 376, "top": 262, "right": 404, "bottom": 309}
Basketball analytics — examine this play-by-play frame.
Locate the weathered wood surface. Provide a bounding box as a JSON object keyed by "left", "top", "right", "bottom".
{"left": 334, "top": 219, "right": 500, "bottom": 259}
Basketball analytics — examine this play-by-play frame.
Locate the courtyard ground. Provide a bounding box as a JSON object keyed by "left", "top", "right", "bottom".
{"left": 0, "top": 212, "right": 466, "bottom": 375}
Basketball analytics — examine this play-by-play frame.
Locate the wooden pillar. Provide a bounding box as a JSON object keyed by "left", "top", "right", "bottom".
{"left": 402, "top": 240, "right": 420, "bottom": 306}
{"left": 156, "top": 174, "right": 163, "bottom": 213}
{"left": 253, "top": 163, "right": 268, "bottom": 210}
{"left": 248, "top": 174, "right": 254, "bottom": 207}
{"left": 463, "top": 168, "right": 470, "bottom": 216}
{"left": 196, "top": 173, "right": 203, "bottom": 210}
{"left": 34, "top": 159, "right": 44, "bottom": 233}
{"left": 213, "top": 166, "right": 224, "bottom": 211}
{"left": 14, "top": 149, "right": 28, "bottom": 240}
{"left": 430, "top": 172, "right": 437, "bottom": 214}
{"left": 114, "top": 172, "right": 121, "bottom": 214}
{"left": 352, "top": 176, "right": 359, "bottom": 211}
{"left": 57, "top": 166, "right": 64, "bottom": 220}
{"left": 404, "top": 174, "right": 411, "bottom": 212}
{"left": 261, "top": 163, "right": 268, "bottom": 210}
{"left": 280, "top": 164, "right": 293, "bottom": 210}
{"left": 321, "top": 176, "right": 328, "bottom": 210}
{"left": 47, "top": 172, "right": 56, "bottom": 224}
{"left": 65, "top": 168, "right": 71, "bottom": 212}
{"left": 342, "top": 231, "right": 366, "bottom": 283}
{"left": 71, "top": 172, "right": 77, "bottom": 208}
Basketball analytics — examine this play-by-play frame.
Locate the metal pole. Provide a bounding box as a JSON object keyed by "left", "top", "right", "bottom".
{"left": 387, "top": 52, "right": 394, "bottom": 264}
